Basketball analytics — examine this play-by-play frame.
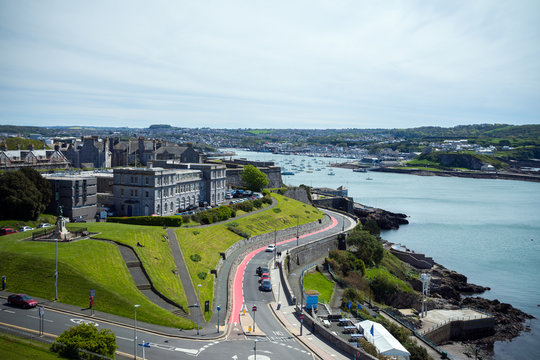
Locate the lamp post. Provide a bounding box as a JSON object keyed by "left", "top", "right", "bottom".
{"left": 342, "top": 214, "right": 345, "bottom": 232}
{"left": 273, "top": 226, "right": 277, "bottom": 267}
{"left": 197, "top": 284, "right": 201, "bottom": 335}
{"left": 133, "top": 304, "right": 140, "bottom": 359}
{"left": 296, "top": 215, "right": 299, "bottom": 247}
{"left": 217, "top": 305, "right": 221, "bottom": 333}
{"left": 54, "top": 238, "right": 58, "bottom": 301}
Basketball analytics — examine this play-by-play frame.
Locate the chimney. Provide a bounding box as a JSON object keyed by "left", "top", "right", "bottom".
{"left": 54, "top": 144, "right": 60, "bottom": 151}
{"left": 147, "top": 161, "right": 153, "bottom": 169}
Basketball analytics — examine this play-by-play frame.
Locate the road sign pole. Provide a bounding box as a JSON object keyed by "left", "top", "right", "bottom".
{"left": 299, "top": 312, "right": 304, "bottom": 336}
{"left": 217, "top": 305, "right": 221, "bottom": 333}
{"left": 142, "top": 340, "right": 145, "bottom": 360}
{"left": 252, "top": 305, "right": 257, "bottom": 332}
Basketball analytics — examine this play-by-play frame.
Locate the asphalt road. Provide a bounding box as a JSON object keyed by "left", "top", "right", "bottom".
{"left": 0, "top": 210, "right": 353, "bottom": 359}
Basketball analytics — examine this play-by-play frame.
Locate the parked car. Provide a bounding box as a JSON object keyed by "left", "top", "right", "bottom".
{"left": 256, "top": 266, "right": 269, "bottom": 276}
{"left": 259, "top": 273, "right": 270, "bottom": 283}
{"left": 18, "top": 226, "right": 34, "bottom": 232}
{"left": 266, "top": 245, "right": 276, "bottom": 252}
{"left": 0, "top": 227, "right": 18, "bottom": 236}
{"left": 260, "top": 279, "right": 272, "bottom": 292}
{"left": 38, "top": 223, "right": 52, "bottom": 228}
{"left": 7, "top": 294, "right": 38, "bottom": 308}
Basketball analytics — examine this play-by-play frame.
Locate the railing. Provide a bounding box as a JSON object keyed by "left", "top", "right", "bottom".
{"left": 419, "top": 312, "right": 493, "bottom": 335}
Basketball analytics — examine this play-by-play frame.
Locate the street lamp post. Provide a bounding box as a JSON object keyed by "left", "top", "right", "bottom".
{"left": 217, "top": 305, "right": 221, "bottom": 333}
{"left": 54, "top": 238, "right": 58, "bottom": 301}
{"left": 197, "top": 284, "right": 201, "bottom": 335}
{"left": 273, "top": 226, "right": 277, "bottom": 267}
{"left": 296, "top": 216, "right": 299, "bottom": 247}
{"left": 342, "top": 215, "right": 345, "bottom": 232}
{"left": 133, "top": 304, "right": 140, "bottom": 360}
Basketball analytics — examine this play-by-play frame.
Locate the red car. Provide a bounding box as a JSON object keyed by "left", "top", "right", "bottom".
{"left": 7, "top": 294, "right": 38, "bottom": 308}
{"left": 0, "top": 228, "right": 18, "bottom": 236}
{"left": 259, "top": 273, "right": 270, "bottom": 283}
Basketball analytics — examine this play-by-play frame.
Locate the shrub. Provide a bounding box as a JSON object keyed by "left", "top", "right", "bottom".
{"left": 262, "top": 195, "right": 272, "bottom": 204}
{"left": 107, "top": 215, "right": 182, "bottom": 227}
{"left": 197, "top": 272, "right": 207, "bottom": 280}
{"left": 190, "top": 254, "right": 201, "bottom": 262}
{"left": 272, "top": 208, "right": 282, "bottom": 213}
{"left": 51, "top": 323, "right": 117, "bottom": 359}
{"left": 253, "top": 199, "right": 263, "bottom": 208}
{"left": 226, "top": 223, "right": 250, "bottom": 238}
{"left": 192, "top": 230, "right": 200, "bottom": 235}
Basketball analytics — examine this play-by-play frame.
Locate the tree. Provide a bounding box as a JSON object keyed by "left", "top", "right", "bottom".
{"left": 241, "top": 165, "right": 269, "bottom": 191}
{"left": 0, "top": 171, "right": 42, "bottom": 220}
{"left": 51, "top": 323, "right": 117, "bottom": 359}
{"left": 20, "top": 168, "right": 52, "bottom": 211}
{"left": 346, "top": 229, "right": 384, "bottom": 266}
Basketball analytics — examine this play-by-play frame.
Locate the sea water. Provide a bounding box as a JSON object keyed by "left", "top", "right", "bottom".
{"left": 230, "top": 150, "right": 540, "bottom": 359}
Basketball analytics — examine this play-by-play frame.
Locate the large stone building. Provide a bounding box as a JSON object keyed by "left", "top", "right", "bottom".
{"left": 60, "top": 136, "right": 111, "bottom": 169}
{"left": 110, "top": 138, "right": 201, "bottom": 167}
{"left": 113, "top": 166, "right": 203, "bottom": 217}
{"left": 43, "top": 173, "right": 98, "bottom": 221}
{"left": 0, "top": 144, "right": 69, "bottom": 170}
{"left": 154, "top": 160, "right": 227, "bottom": 205}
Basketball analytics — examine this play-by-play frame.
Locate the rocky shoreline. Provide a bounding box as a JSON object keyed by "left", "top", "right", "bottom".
{"left": 351, "top": 205, "right": 534, "bottom": 356}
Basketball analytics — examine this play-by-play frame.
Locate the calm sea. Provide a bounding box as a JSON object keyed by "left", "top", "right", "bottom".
{"left": 231, "top": 150, "right": 540, "bottom": 359}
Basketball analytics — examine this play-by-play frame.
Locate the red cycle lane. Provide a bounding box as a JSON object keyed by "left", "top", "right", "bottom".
{"left": 229, "top": 215, "right": 339, "bottom": 324}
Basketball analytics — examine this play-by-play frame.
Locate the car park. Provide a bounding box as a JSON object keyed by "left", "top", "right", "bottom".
{"left": 7, "top": 294, "right": 38, "bottom": 308}
{"left": 18, "top": 226, "right": 34, "bottom": 232}
{"left": 38, "top": 223, "right": 52, "bottom": 228}
{"left": 0, "top": 227, "right": 18, "bottom": 236}
{"left": 266, "top": 244, "right": 275, "bottom": 252}
{"left": 260, "top": 279, "right": 272, "bottom": 291}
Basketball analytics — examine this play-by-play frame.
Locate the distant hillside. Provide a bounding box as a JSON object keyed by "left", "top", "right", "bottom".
{"left": 1, "top": 137, "right": 48, "bottom": 151}
{"left": 417, "top": 152, "right": 508, "bottom": 170}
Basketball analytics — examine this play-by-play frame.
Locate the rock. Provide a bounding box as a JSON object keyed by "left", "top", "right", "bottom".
{"left": 354, "top": 207, "right": 409, "bottom": 230}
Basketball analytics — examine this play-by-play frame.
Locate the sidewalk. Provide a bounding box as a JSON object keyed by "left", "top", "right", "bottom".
{"left": 269, "top": 265, "right": 350, "bottom": 360}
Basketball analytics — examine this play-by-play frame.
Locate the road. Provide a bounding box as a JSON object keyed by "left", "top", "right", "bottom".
{"left": 0, "top": 210, "right": 354, "bottom": 359}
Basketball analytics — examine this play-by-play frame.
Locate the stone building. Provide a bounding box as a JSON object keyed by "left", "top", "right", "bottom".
{"left": 0, "top": 144, "right": 69, "bottom": 170}
{"left": 60, "top": 136, "right": 111, "bottom": 169}
{"left": 113, "top": 165, "right": 202, "bottom": 217}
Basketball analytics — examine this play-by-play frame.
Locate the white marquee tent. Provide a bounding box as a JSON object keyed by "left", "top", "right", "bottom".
{"left": 356, "top": 320, "right": 410, "bottom": 360}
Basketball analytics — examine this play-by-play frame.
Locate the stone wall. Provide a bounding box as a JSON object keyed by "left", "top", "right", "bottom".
{"left": 283, "top": 187, "right": 311, "bottom": 205}
{"left": 389, "top": 249, "right": 435, "bottom": 269}
{"left": 313, "top": 196, "right": 354, "bottom": 214}
{"left": 425, "top": 317, "right": 496, "bottom": 344}
{"left": 226, "top": 166, "right": 283, "bottom": 189}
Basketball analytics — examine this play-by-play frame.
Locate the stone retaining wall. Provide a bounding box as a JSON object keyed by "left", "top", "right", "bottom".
{"left": 425, "top": 317, "right": 495, "bottom": 344}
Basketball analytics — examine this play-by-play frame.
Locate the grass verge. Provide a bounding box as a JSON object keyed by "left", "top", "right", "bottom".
{"left": 0, "top": 332, "right": 64, "bottom": 359}
{"left": 303, "top": 271, "right": 335, "bottom": 304}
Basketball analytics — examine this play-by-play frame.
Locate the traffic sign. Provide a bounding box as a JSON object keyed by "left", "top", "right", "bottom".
{"left": 138, "top": 342, "right": 150, "bottom": 348}
{"left": 252, "top": 305, "right": 257, "bottom": 312}
{"left": 299, "top": 314, "right": 304, "bottom": 320}
{"left": 39, "top": 306, "right": 44, "bottom": 316}
{"left": 90, "top": 289, "right": 95, "bottom": 297}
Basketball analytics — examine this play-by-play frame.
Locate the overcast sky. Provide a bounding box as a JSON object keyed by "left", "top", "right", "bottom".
{"left": 1, "top": 1, "right": 539, "bottom": 129}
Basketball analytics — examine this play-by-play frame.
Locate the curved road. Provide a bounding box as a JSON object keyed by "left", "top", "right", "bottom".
{"left": 0, "top": 209, "right": 355, "bottom": 359}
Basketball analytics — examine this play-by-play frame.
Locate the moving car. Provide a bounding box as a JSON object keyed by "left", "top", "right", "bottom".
{"left": 260, "top": 279, "right": 272, "bottom": 292}
{"left": 259, "top": 273, "right": 270, "bottom": 283}
{"left": 38, "top": 223, "right": 52, "bottom": 228}
{"left": 18, "top": 226, "right": 34, "bottom": 232}
{"left": 7, "top": 294, "right": 38, "bottom": 308}
{"left": 266, "top": 245, "right": 276, "bottom": 253}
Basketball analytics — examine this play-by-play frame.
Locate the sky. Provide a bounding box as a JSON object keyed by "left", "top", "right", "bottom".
{"left": 0, "top": 0, "right": 539, "bottom": 129}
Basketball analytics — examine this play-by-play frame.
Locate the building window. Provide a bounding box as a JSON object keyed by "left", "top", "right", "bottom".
{"left": 135, "top": 189, "right": 138, "bottom": 196}
{"left": 145, "top": 177, "right": 149, "bottom": 185}
{"left": 121, "top": 188, "right": 124, "bottom": 196}
{"left": 145, "top": 191, "right": 149, "bottom": 198}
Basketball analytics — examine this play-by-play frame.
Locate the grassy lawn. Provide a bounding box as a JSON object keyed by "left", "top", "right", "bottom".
{"left": 0, "top": 231, "right": 193, "bottom": 329}
{"left": 67, "top": 222, "right": 188, "bottom": 312}
{"left": 303, "top": 271, "right": 335, "bottom": 304}
{"left": 0, "top": 333, "right": 64, "bottom": 359}
{"left": 176, "top": 193, "right": 324, "bottom": 321}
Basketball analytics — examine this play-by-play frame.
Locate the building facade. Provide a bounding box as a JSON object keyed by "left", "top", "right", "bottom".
{"left": 0, "top": 145, "right": 69, "bottom": 170}
{"left": 153, "top": 160, "right": 227, "bottom": 205}
{"left": 43, "top": 174, "right": 98, "bottom": 221}
{"left": 113, "top": 166, "right": 202, "bottom": 217}
{"left": 60, "top": 136, "right": 111, "bottom": 169}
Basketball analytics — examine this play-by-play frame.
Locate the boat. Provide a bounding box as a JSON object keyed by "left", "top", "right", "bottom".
{"left": 328, "top": 170, "right": 336, "bottom": 176}
{"left": 366, "top": 177, "right": 373, "bottom": 180}
{"left": 282, "top": 171, "right": 295, "bottom": 175}
{"left": 353, "top": 168, "right": 366, "bottom": 172}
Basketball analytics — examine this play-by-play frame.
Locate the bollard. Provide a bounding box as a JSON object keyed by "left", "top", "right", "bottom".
{"left": 1, "top": 276, "right": 6, "bottom": 290}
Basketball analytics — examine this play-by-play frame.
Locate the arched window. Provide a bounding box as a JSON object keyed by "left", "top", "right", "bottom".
{"left": 164, "top": 203, "right": 168, "bottom": 212}
{"left": 156, "top": 204, "right": 161, "bottom": 214}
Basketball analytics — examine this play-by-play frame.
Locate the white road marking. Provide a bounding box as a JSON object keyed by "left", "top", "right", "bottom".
{"left": 174, "top": 347, "right": 199, "bottom": 355}
{"left": 116, "top": 336, "right": 133, "bottom": 342}
{"left": 3, "top": 310, "right": 15, "bottom": 314}
{"left": 70, "top": 318, "right": 98, "bottom": 326}
{"left": 27, "top": 315, "right": 53, "bottom": 322}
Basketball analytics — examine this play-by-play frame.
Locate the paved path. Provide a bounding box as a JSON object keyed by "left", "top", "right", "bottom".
{"left": 166, "top": 228, "right": 202, "bottom": 323}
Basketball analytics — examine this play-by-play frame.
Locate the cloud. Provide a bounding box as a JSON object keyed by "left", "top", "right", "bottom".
{"left": 0, "top": 0, "right": 539, "bottom": 129}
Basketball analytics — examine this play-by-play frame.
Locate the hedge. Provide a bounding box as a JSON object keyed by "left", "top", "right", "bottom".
{"left": 107, "top": 215, "right": 183, "bottom": 227}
